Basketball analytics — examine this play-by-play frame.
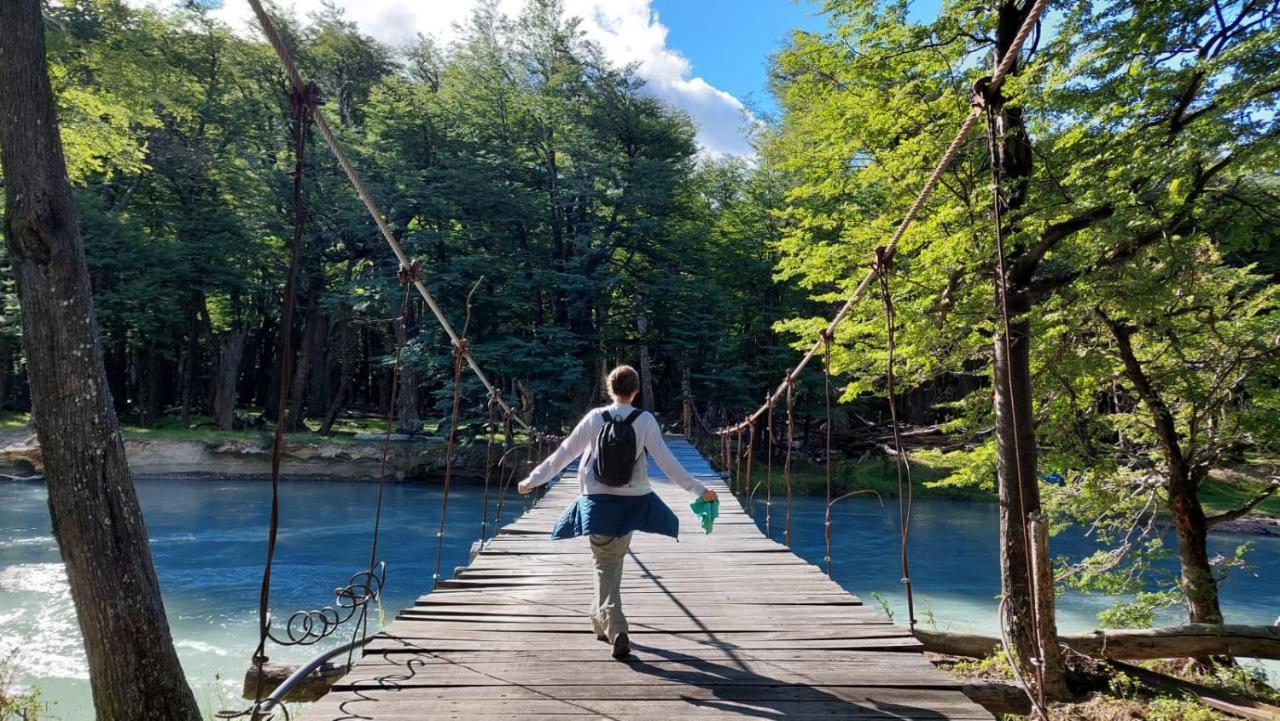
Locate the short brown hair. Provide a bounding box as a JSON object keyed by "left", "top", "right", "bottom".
{"left": 607, "top": 365, "right": 640, "bottom": 400}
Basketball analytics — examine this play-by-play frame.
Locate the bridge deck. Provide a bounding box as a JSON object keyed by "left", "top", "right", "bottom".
{"left": 300, "top": 438, "right": 992, "bottom": 720}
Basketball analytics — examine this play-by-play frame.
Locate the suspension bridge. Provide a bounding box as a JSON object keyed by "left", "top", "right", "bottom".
{"left": 228, "top": 0, "right": 1053, "bottom": 718}
{"left": 293, "top": 440, "right": 994, "bottom": 721}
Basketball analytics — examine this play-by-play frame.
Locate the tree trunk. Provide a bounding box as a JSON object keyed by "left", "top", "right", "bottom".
{"left": 0, "top": 3, "right": 202, "bottom": 717}
{"left": 178, "top": 293, "right": 200, "bottom": 428}
{"left": 986, "top": 0, "right": 1069, "bottom": 701}
{"left": 212, "top": 326, "right": 247, "bottom": 431}
{"left": 318, "top": 304, "right": 352, "bottom": 436}
{"left": 993, "top": 310, "right": 1069, "bottom": 700}
{"left": 681, "top": 366, "right": 693, "bottom": 436}
{"left": 636, "top": 301, "right": 655, "bottom": 411}
{"left": 286, "top": 300, "right": 323, "bottom": 432}
{"left": 1102, "top": 315, "right": 1224, "bottom": 624}
{"left": 394, "top": 304, "right": 420, "bottom": 434}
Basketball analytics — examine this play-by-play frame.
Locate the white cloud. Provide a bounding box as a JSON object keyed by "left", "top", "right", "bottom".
{"left": 145, "top": 0, "right": 754, "bottom": 156}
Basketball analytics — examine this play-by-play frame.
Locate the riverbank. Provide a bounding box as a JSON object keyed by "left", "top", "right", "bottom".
{"left": 704, "top": 441, "right": 1280, "bottom": 536}
{"left": 0, "top": 414, "right": 492, "bottom": 481}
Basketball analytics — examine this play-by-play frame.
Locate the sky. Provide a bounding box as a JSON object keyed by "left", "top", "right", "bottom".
{"left": 152, "top": 0, "right": 851, "bottom": 156}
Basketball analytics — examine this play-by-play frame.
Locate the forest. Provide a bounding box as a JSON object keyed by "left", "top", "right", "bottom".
{"left": 0, "top": 0, "right": 808, "bottom": 436}
{"left": 1, "top": 0, "right": 1279, "bottom": 719}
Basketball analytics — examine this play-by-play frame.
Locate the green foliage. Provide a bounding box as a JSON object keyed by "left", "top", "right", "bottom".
{"left": 0, "top": 651, "right": 41, "bottom": 721}
{"left": 0, "top": 0, "right": 812, "bottom": 436}
{"left": 765, "top": 0, "right": 1280, "bottom": 622}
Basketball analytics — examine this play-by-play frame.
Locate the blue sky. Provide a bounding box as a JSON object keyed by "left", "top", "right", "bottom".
{"left": 651, "top": 0, "right": 830, "bottom": 117}
{"left": 167, "top": 0, "right": 947, "bottom": 156}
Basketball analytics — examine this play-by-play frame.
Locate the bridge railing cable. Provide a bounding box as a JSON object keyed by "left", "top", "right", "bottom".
{"left": 713, "top": 0, "right": 1051, "bottom": 714}
{"left": 245, "top": 0, "right": 550, "bottom": 441}
{"left": 715, "top": 0, "right": 1050, "bottom": 437}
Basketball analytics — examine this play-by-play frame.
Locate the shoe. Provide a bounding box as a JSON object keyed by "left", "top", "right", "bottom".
{"left": 611, "top": 633, "right": 631, "bottom": 660}
{"left": 595, "top": 632, "right": 608, "bottom": 643}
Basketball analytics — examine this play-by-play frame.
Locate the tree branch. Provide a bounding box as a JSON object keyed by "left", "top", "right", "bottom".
{"left": 1009, "top": 204, "right": 1114, "bottom": 286}
{"left": 1205, "top": 479, "right": 1280, "bottom": 527}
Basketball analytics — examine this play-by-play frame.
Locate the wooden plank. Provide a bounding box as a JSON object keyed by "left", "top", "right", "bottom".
{"left": 295, "top": 437, "right": 990, "bottom": 721}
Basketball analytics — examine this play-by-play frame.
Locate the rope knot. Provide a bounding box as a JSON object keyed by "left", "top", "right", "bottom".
{"left": 872, "top": 246, "right": 893, "bottom": 275}
{"left": 452, "top": 337, "right": 470, "bottom": 361}
{"left": 818, "top": 328, "right": 833, "bottom": 346}
{"left": 970, "top": 76, "right": 1001, "bottom": 110}
{"left": 397, "top": 259, "right": 422, "bottom": 286}
{"left": 289, "top": 80, "right": 323, "bottom": 115}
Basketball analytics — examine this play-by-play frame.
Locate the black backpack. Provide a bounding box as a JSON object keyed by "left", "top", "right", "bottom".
{"left": 593, "top": 409, "right": 645, "bottom": 487}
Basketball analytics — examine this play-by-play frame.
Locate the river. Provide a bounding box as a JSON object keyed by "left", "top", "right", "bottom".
{"left": 1, "top": 478, "right": 1276, "bottom": 719}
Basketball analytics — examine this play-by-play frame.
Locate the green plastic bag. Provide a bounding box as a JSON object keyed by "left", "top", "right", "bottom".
{"left": 689, "top": 497, "right": 719, "bottom": 534}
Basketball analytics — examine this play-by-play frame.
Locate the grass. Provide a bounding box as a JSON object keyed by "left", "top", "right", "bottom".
{"left": 1199, "top": 468, "right": 1280, "bottom": 520}
{"left": 0, "top": 409, "right": 440, "bottom": 447}
{"left": 0, "top": 411, "right": 30, "bottom": 432}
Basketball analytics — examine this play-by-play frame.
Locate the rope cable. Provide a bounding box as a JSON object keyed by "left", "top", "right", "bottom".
{"left": 250, "top": 87, "right": 311, "bottom": 706}
{"left": 783, "top": 380, "right": 796, "bottom": 548}
{"left": 715, "top": 0, "right": 1050, "bottom": 436}
{"left": 245, "top": 0, "right": 532, "bottom": 433}
{"left": 370, "top": 280, "right": 413, "bottom": 570}
{"left": 479, "top": 394, "right": 499, "bottom": 545}
{"left": 876, "top": 248, "right": 917, "bottom": 631}
{"left": 766, "top": 397, "right": 774, "bottom": 537}
{"left": 983, "top": 81, "right": 1050, "bottom": 719}
{"left": 822, "top": 332, "right": 834, "bottom": 575}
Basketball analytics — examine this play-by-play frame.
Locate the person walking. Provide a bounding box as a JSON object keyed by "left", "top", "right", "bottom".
{"left": 518, "top": 365, "right": 718, "bottom": 660}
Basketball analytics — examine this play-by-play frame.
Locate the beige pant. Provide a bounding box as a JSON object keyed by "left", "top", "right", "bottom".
{"left": 588, "top": 533, "right": 632, "bottom": 641}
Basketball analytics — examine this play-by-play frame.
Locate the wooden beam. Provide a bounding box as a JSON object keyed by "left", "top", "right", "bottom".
{"left": 917, "top": 624, "right": 1280, "bottom": 661}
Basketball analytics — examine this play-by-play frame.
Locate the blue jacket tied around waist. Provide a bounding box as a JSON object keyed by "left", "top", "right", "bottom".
{"left": 551, "top": 493, "right": 679, "bottom": 540}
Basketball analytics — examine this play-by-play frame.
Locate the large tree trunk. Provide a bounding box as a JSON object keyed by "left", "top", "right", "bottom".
{"left": 212, "top": 326, "right": 247, "bottom": 431}
{"left": 988, "top": 0, "right": 1068, "bottom": 700}
{"left": 285, "top": 300, "right": 324, "bottom": 432}
{"left": 0, "top": 2, "right": 202, "bottom": 717}
{"left": 318, "top": 303, "right": 352, "bottom": 436}
{"left": 394, "top": 303, "right": 420, "bottom": 433}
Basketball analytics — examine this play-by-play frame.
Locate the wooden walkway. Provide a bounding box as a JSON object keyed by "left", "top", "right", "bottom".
{"left": 300, "top": 438, "right": 993, "bottom": 720}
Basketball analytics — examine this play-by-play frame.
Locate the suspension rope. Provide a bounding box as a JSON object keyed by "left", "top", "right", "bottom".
{"left": 479, "top": 393, "right": 500, "bottom": 545}
{"left": 822, "top": 331, "right": 834, "bottom": 575}
{"left": 245, "top": 0, "right": 533, "bottom": 434}
{"left": 875, "top": 247, "right": 917, "bottom": 631}
{"left": 714, "top": 0, "right": 1049, "bottom": 437}
{"left": 765, "top": 396, "right": 774, "bottom": 537}
{"left": 492, "top": 411, "right": 518, "bottom": 531}
{"left": 744, "top": 421, "right": 755, "bottom": 510}
{"left": 432, "top": 339, "right": 465, "bottom": 589}
{"left": 370, "top": 269, "right": 416, "bottom": 569}
{"left": 982, "top": 78, "right": 1051, "bottom": 719}
{"left": 783, "top": 379, "right": 796, "bottom": 548}
{"left": 735, "top": 427, "right": 745, "bottom": 495}
{"left": 250, "top": 82, "right": 314, "bottom": 706}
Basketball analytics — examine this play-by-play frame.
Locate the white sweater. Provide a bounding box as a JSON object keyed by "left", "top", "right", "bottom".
{"left": 522, "top": 403, "right": 708, "bottom": 498}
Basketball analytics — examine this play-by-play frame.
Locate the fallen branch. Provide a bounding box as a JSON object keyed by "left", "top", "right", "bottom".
{"left": 917, "top": 624, "right": 1280, "bottom": 661}
{"left": 1109, "top": 660, "right": 1280, "bottom": 721}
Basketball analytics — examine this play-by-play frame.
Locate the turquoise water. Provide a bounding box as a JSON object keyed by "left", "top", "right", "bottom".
{"left": 1, "top": 479, "right": 1276, "bottom": 720}
{"left": 0, "top": 478, "right": 520, "bottom": 720}
{"left": 747, "top": 495, "right": 1279, "bottom": 682}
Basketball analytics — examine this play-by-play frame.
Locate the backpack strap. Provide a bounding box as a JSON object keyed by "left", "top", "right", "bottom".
{"left": 601, "top": 411, "right": 614, "bottom": 423}
{"left": 621, "top": 409, "right": 644, "bottom": 425}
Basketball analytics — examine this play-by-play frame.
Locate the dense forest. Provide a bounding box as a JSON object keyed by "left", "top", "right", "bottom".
{"left": 0, "top": 0, "right": 810, "bottom": 435}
